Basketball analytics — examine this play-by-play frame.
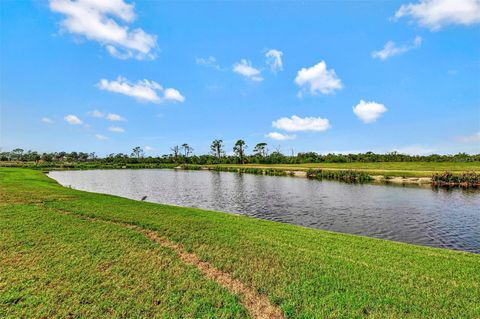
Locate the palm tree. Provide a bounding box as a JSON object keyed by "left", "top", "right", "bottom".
{"left": 170, "top": 145, "right": 180, "bottom": 159}
{"left": 210, "top": 139, "right": 224, "bottom": 158}
{"left": 181, "top": 144, "right": 193, "bottom": 157}
{"left": 233, "top": 140, "right": 247, "bottom": 164}
{"left": 131, "top": 146, "right": 144, "bottom": 159}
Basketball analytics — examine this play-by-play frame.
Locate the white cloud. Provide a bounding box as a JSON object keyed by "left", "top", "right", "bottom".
{"left": 457, "top": 132, "right": 480, "bottom": 143}
{"left": 106, "top": 113, "right": 126, "bottom": 121}
{"left": 49, "top": 0, "right": 157, "bottom": 60}
{"left": 144, "top": 145, "right": 154, "bottom": 151}
{"left": 108, "top": 126, "right": 125, "bottom": 133}
{"left": 98, "top": 77, "right": 160, "bottom": 102}
{"left": 294, "top": 61, "right": 343, "bottom": 96}
{"left": 196, "top": 56, "right": 221, "bottom": 70}
{"left": 95, "top": 134, "right": 108, "bottom": 140}
{"left": 353, "top": 100, "right": 387, "bottom": 123}
{"left": 372, "top": 41, "right": 408, "bottom": 60}
{"left": 272, "top": 115, "right": 331, "bottom": 132}
{"left": 89, "top": 110, "right": 127, "bottom": 121}
{"left": 372, "top": 36, "right": 423, "bottom": 60}
{"left": 64, "top": 114, "right": 83, "bottom": 125}
{"left": 394, "top": 0, "right": 480, "bottom": 30}
{"left": 164, "top": 88, "right": 186, "bottom": 102}
{"left": 265, "top": 49, "right": 283, "bottom": 73}
{"left": 97, "top": 76, "right": 185, "bottom": 104}
{"left": 233, "top": 59, "right": 263, "bottom": 82}
{"left": 41, "top": 117, "right": 54, "bottom": 124}
{"left": 88, "top": 109, "right": 104, "bottom": 118}
{"left": 266, "top": 132, "right": 296, "bottom": 140}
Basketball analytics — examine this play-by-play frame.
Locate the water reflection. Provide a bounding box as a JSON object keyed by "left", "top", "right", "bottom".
{"left": 49, "top": 169, "right": 480, "bottom": 253}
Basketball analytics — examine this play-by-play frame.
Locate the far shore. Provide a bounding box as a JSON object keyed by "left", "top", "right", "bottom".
{"left": 2, "top": 161, "right": 479, "bottom": 187}
{"left": 287, "top": 170, "right": 432, "bottom": 185}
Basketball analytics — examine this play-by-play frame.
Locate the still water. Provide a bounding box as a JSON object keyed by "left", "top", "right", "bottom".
{"left": 49, "top": 169, "right": 480, "bottom": 253}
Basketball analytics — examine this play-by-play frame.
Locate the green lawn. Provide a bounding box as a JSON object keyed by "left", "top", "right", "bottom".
{"left": 1, "top": 168, "right": 479, "bottom": 318}
{"left": 207, "top": 162, "right": 480, "bottom": 177}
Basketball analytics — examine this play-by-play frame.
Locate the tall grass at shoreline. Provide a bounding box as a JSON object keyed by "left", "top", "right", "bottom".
{"left": 207, "top": 166, "right": 294, "bottom": 176}
{"left": 306, "top": 169, "right": 373, "bottom": 183}
{"left": 432, "top": 171, "right": 480, "bottom": 187}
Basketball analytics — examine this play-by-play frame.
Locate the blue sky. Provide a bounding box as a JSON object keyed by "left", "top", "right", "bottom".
{"left": 1, "top": 0, "right": 479, "bottom": 156}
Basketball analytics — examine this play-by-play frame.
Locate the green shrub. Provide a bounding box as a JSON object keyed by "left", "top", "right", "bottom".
{"left": 432, "top": 171, "right": 479, "bottom": 187}
{"left": 306, "top": 169, "right": 373, "bottom": 183}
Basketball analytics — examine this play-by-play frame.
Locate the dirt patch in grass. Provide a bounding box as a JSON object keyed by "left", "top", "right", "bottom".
{"left": 57, "top": 209, "right": 285, "bottom": 319}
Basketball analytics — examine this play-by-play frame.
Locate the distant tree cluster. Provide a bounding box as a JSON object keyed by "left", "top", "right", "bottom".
{"left": 1, "top": 141, "right": 479, "bottom": 165}
{"left": 0, "top": 148, "right": 96, "bottom": 162}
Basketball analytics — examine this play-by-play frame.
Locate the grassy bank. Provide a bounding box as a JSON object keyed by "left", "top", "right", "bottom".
{"left": 3, "top": 161, "right": 480, "bottom": 187}
{"left": 2, "top": 161, "right": 480, "bottom": 178}
{"left": 0, "top": 161, "right": 178, "bottom": 170}
{"left": 205, "top": 162, "right": 480, "bottom": 177}
{"left": 1, "top": 168, "right": 479, "bottom": 318}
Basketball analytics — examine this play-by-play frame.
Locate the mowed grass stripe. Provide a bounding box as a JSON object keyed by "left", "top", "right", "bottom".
{"left": 0, "top": 205, "right": 250, "bottom": 318}
{"left": 54, "top": 209, "right": 285, "bottom": 319}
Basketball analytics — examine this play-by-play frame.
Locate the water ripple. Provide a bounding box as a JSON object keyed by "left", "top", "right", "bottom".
{"left": 49, "top": 169, "right": 480, "bottom": 254}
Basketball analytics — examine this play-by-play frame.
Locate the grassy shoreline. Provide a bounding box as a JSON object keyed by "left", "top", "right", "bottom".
{"left": 1, "top": 167, "right": 479, "bottom": 318}
{"left": 204, "top": 162, "right": 480, "bottom": 177}
{"left": 2, "top": 161, "right": 480, "bottom": 187}
{"left": 2, "top": 161, "right": 480, "bottom": 176}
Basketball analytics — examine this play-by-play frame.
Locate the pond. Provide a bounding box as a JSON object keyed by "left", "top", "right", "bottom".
{"left": 48, "top": 169, "right": 480, "bottom": 253}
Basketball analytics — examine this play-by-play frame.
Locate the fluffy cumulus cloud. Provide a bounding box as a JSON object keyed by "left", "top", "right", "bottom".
{"left": 108, "top": 126, "right": 125, "bottom": 133}
{"left": 353, "top": 100, "right": 387, "bottom": 123}
{"left": 294, "top": 61, "right": 343, "bottom": 96}
{"left": 265, "top": 49, "right": 283, "bottom": 73}
{"left": 372, "top": 36, "right": 423, "bottom": 60}
{"left": 266, "top": 132, "right": 296, "bottom": 141}
{"left": 144, "top": 145, "right": 154, "bottom": 151}
{"left": 97, "top": 76, "right": 185, "bottom": 103}
{"left": 163, "top": 88, "right": 186, "bottom": 102}
{"left": 64, "top": 114, "right": 83, "bottom": 125}
{"left": 49, "top": 0, "right": 157, "bottom": 59}
{"left": 232, "top": 59, "right": 263, "bottom": 82}
{"left": 41, "top": 117, "right": 54, "bottom": 124}
{"left": 272, "top": 115, "right": 331, "bottom": 132}
{"left": 196, "top": 56, "right": 221, "bottom": 70}
{"left": 394, "top": 0, "right": 480, "bottom": 30}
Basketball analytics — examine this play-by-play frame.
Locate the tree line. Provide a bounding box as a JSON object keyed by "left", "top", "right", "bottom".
{"left": 1, "top": 139, "right": 479, "bottom": 164}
